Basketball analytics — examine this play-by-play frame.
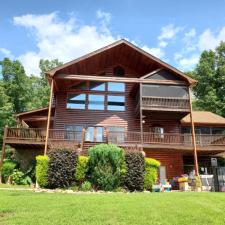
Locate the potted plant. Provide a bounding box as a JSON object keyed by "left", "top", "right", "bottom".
{"left": 178, "top": 176, "right": 189, "bottom": 191}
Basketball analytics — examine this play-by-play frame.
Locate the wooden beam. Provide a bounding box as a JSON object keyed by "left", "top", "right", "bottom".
{"left": 140, "top": 83, "right": 144, "bottom": 151}
{"left": 44, "top": 79, "right": 54, "bottom": 155}
{"left": 0, "top": 126, "right": 8, "bottom": 182}
{"left": 55, "top": 74, "right": 187, "bottom": 85}
{"left": 188, "top": 87, "right": 199, "bottom": 175}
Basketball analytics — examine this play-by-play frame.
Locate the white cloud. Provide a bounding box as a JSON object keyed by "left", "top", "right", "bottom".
{"left": 159, "top": 41, "right": 168, "bottom": 48}
{"left": 96, "top": 10, "right": 111, "bottom": 23}
{"left": 13, "top": 12, "right": 118, "bottom": 75}
{"left": 142, "top": 45, "right": 165, "bottom": 58}
{"left": 13, "top": 12, "right": 166, "bottom": 75}
{"left": 177, "top": 54, "right": 199, "bottom": 70}
{"left": 0, "top": 48, "right": 13, "bottom": 58}
{"left": 198, "top": 27, "right": 225, "bottom": 51}
{"left": 158, "top": 24, "right": 182, "bottom": 40}
{"left": 185, "top": 28, "right": 196, "bottom": 38}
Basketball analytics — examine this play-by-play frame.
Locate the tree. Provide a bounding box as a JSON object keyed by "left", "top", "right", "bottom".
{"left": 0, "top": 81, "right": 15, "bottom": 144}
{"left": 191, "top": 41, "right": 225, "bottom": 117}
{"left": 35, "top": 59, "right": 63, "bottom": 108}
{"left": 0, "top": 58, "right": 30, "bottom": 113}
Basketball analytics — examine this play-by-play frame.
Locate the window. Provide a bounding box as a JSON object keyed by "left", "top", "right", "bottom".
{"left": 108, "top": 82, "right": 125, "bottom": 92}
{"left": 107, "top": 95, "right": 125, "bottom": 111}
{"left": 90, "top": 81, "right": 105, "bottom": 91}
{"left": 85, "top": 126, "right": 103, "bottom": 142}
{"left": 67, "top": 94, "right": 86, "bottom": 109}
{"left": 113, "top": 66, "right": 125, "bottom": 76}
{"left": 212, "top": 127, "right": 225, "bottom": 135}
{"left": 65, "top": 125, "right": 84, "bottom": 140}
{"left": 69, "top": 81, "right": 87, "bottom": 90}
{"left": 88, "top": 95, "right": 104, "bottom": 110}
{"left": 150, "top": 127, "right": 164, "bottom": 138}
{"left": 108, "top": 127, "right": 125, "bottom": 143}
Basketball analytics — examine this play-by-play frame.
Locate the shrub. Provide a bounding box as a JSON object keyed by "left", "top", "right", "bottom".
{"left": 144, "top": 158, "right": 161, "bottom": 190}
{"left": 80, "top": 181, "right": 92, "bottom": 191}
{"left": 125, "top": 152, "right": 144, "bottom": 191}
{"left": 48, "top": 149, "right": 77, "bottom": 188}
{"left": 36, "top": 155, "right": 49, "bottom": 188}
{"left": 11, "top": 169, "right": 32, "bottom": 185}
{"left": 88, "top": 144, "right": 125, "bottom": 191}
{"left": 1, "top": 160, "right": 17, "bottom": 183}
{"left": 24, "top": 160, "right": 36, "bottom": 183}
{"left": 75, "top": 156, "right": 89, "bottom": 183}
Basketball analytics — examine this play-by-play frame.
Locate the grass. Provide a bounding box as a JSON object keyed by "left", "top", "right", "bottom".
{"left": 0, "top": 184, "right": 31, "bottom": 189}
{"left": 0, "top": 191, "right": 225, "bottom": 225}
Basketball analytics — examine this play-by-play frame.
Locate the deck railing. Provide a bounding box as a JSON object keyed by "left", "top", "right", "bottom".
{"left": 142, "top": 96, "right": 190, "bottom": 111}
{"left": 5, "top": 128, "right": 225, "bottom": 147}
{"left": 108, "top": 131, "right": 225, "bottom": 146}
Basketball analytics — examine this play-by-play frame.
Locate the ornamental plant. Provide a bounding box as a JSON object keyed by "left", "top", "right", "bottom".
{"left": 125, "top": 152, "right": 145, "bottom": 191}
{"left": 36, "top": 155, "right": 49, "bottom": 187}
{"left": 75, "top": 156, "right": 89, "bottom": 184}
{"left": 1, "top": 160, "right": 17, "bottom": 183}
{"left": 88, "top": 144, "right": 125, "bottom": 191}
{"left": 144, "top": 158, "right": 161, "bottom": 190}
{"left": 48, "top": 149, "right": 77, "bottom": 188}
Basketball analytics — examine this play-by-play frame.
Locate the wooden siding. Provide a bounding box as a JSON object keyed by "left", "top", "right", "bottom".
{"left": 54, "top": 66, "right": 141, "bottom": 131}
{"left": 145, "top": 150, "right": 184, "bottom": 178}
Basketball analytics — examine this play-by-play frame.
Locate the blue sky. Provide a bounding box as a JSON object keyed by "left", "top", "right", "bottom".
{"left": 0, "top": 0, "right": 225, "bottom": 75}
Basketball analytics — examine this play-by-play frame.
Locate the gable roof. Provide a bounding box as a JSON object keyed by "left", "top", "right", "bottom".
{"left": 181, "top": 111, "right": 225, "bottom": 125}
{"left": 46, "top": 39, "right": 197, "bottom": 85}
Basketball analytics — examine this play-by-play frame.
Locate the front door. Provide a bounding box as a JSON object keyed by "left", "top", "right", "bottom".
{"left": 85, "top": 126, "right": 104, "bottom": 142}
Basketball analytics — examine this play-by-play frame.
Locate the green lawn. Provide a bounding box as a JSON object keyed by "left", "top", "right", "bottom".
{"left": 0, "top": 190, "right": 225, "bottom": 225}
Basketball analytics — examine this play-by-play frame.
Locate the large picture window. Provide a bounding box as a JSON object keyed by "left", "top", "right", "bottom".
{"left": 107, "top": 95, "right": 125, "bottom": 111}
{"left": 108, "top": 82, "right": 125, "bottom": 92}
{"left": 67, "top": 94, "right": 86, "bottom": 109}
{"left": 67, "top": 81, "right": 125, "bottom": 111}
{"left": 90, "top": 81, "right": 105, "bottom": 91}
{"left": 88, "top": 94, "right": 104, "bottom": 110}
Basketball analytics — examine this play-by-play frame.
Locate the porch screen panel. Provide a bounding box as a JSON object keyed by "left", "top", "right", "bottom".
{"left": 142, "top": 84, "right": 189, "bottom": 98}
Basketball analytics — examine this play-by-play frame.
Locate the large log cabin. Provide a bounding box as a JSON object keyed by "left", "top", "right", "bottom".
{"left": 1, "top": 39, "right": 225, "bottom": 179}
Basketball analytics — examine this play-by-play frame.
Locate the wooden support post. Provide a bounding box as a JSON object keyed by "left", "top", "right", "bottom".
{"left": 140, "top": 83, "right": 144, "bottom": 151}
{"left": 81, "top": 128, "right": 86, "bottom": 151}
{"left": 188, "top": 87, "right": 199, "bottom": 176}
{"left": 0, "top": 126, "right": 8, "bottom": 182}
{"left": 44, "top": 79, "right": 54, "bottom": 155}
{"left": 105, "top": 128, "right": 109, "bottom": 144}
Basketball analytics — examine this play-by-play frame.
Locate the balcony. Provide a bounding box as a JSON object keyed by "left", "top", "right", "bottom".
{"left": 141, "top": 96, "right": 190, "bottom": 112}
{"left": 4, "top": 128, "right": 225, "bottom": 152}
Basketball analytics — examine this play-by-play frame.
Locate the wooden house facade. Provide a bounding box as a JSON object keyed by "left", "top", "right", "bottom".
{"left": 1, "top": 39, "right": 225, "bottom": 179}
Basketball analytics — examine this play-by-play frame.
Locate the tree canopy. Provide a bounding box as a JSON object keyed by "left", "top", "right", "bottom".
{"left": 0, "top": 58, "right": 62, "bottom": 144}
{"left": 191, "top": 41, "right": 225, "bottom": 117}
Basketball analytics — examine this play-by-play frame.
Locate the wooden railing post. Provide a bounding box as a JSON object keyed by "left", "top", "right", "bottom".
{"left": 0, "top": 126, "right": 8, "bottom": 182}
{"left": 44, "top": 78, "right": 54, "bottom": 155}
{"left": 140, "top": 83, "right": 144, "bottom": 151}
{"left": 188, "top": 87, "right": 199, "bottom": 176}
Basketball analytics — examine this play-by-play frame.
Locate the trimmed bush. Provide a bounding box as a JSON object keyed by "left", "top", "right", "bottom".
{"left": 75, "top": 156, "right": 89, "bottom": 184}
{"left": 88, "top": 144, "right": 125, "bottom": 191}
{"left": 125, "top": 152, "right": 144, "bottom": 191}
{"left": 36, "top": 155, "right": 49, "bottom": 188}
{"left": 1, "top": 160, "right": 17, "bottom": 183}
{"left": 144, "top": 158, "right": 161, "bottom": 190}
{"left": 48, "top": 150, "right": 77, "bottom": 188}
